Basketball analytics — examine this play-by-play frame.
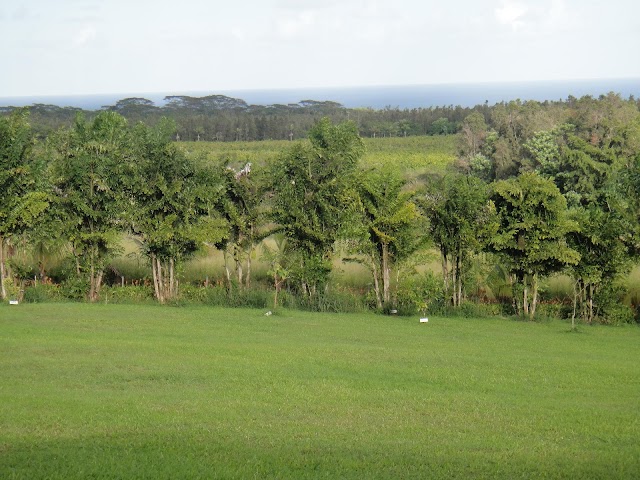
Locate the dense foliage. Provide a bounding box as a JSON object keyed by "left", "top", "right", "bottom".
{"left": 1, "top": 91, "right": 639, "bottom": 323}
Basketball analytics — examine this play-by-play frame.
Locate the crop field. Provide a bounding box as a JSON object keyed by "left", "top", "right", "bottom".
{"left": 180, "top": 134, "right": 458, "bottom": 175}
{"left": 1, "top": 304, "right": 639, "bottom": 479}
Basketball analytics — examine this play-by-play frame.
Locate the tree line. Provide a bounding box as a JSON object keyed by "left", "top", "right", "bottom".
{"left": 5, "top": 93, "right": 621, "bottom": 143}
{"left": 1, "top": 92, "right": 639, "bottom": 324}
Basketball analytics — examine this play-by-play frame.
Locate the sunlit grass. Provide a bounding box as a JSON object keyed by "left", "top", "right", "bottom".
{"left": 1, "top": 304, "right": 639, "bottom": 478}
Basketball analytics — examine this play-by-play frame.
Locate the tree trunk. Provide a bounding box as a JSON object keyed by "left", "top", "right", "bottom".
{"left": 169, "top": 257, "right": 175, "bottom": 298}
{"left": 588, "top": 283, "right": 594, "bottom": 324}
{"left": 381, "top": 242, "right": 390, "bottom": 304}
{"left": 156, "top": 256, "right": 165, "bottom": 303}
{"left": 571, "top": 280, "right": 579, "bottom": 330}
{"left": 455, "top": 250, "right": 462, "bottom": 307}
{"left": 151, "top": 253, "right": 162, "bottom": 303}
{"left": 245, "top": 249, "right": 252, "bottom": 288}
{"left": 0, "top": 235, "right": 6, "bottom": 300}
{"left": 371, "top": 254, "right": 382, "bottom": 309}
{"left": 95, "top": 269, "right": 103, "bottom": 301}
{"left": 222, "top": 249, "right": 231, "bottom": 289}
{"left": 236, "top": 258, "right": 243, "bottom": 288}
{"left": 529, "top": 273, "right": 538, "bottom": 320}
{"left": 441, "top": 249, "right": 449, "bottom": 295}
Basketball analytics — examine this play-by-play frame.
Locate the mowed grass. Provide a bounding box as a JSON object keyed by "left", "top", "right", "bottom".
{"left": 1, "top": 304, "right": 639, "bottom": 479}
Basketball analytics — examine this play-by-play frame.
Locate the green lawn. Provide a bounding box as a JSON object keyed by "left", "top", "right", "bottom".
{"left": 1, "top": 304, "right": 639, "bottom": 479}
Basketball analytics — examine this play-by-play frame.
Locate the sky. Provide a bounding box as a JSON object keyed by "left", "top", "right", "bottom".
{"left": 1, "top": 0, "right": 639, "bottom": 97}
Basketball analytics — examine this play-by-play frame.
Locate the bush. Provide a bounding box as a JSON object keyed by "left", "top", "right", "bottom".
{"left": 291, "top": 289, "right": 366, "bottom": 313}
{"left": 22, "top": 284, "right": 63, "bottom": 303}
{"left": 395, "top": 271, "right": 445, "bottom": 316}
{"left": 58, "top": 277, "right": 89, "bottom": 301}
{"left": 101, "top": 285, "right": 154, "bottom": 304}
{"left": 594, "top": 283, "right": 636, "bottom": 325}
{"left": 180, "top": 284, "right": 272, "bottom": 309}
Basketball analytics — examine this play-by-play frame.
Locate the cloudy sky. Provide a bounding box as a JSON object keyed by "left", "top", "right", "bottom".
{"left": 1, "top": 0, "right": 639, "bottom": 97}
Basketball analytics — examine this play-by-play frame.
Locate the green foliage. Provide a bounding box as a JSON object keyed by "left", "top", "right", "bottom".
{"left": 0, "top": 109, "right": 49, "bottom": 298}
{"left": 347, "top": 165, "right": 427, "bottom": 308}
{"left": 129, "top": 119, "right": 228, "bottom": 302}
{"left": 270, "top": 118, "right": 364, "bottom": 294}
{"left": 488, "top": 172, "right": 580, "bottom": 318}
{"left": 22, "top": 284, "right": 63, "bottom": 303}
{"left": 421, "top": 174, "right": 490, "bottom": 307}
{"left": 50, "top": 111, "right": 133, "bottom": 301}
{"left": 395, "top": 270, "right": 445, "bottom": 316}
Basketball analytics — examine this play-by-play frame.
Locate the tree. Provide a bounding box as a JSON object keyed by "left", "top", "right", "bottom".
{"left": 487, "top": 172, "right": 580, "bottom": 319}
{"left": 0, "top": 110, "right": 49, "bottom": 299}
{"left": 216, "top": 160, "right": 272, "bottom": 290}
{"left": 458, "top": 112, "right": 487, "bottom": 158}
{"left": 549, "top": 125, "right": 638, "bottom": 324}
{"left": 421, "top": 174, "right": 489, "bottom": 307}
{"left": 50, "top": 111, "right": 132, "bottom": 301}
{"left": 269, "top": 118, "right": 364, "bottom": 297}
{"left": 346, "top": 166, "right": 426, "bottom": 309}
{"left": 130, "top": 119, "right": 226, "bottom": 303}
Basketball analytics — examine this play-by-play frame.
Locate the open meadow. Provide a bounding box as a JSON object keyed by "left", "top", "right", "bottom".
{"left": 1, "top": 303, "right": 639, "bottom": 479}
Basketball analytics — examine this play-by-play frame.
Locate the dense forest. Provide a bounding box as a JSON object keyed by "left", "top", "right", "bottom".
{"left": 0, "top": 93, "right": 533, "bottom": 141}
{"left": 1, "top": 92, "right": 639, "bottom": 325}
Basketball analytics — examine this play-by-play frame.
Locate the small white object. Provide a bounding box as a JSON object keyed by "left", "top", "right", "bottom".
{"left": 9, "top": 300, "right": 19, "bottom": 305}
{"left": 419, "top": 317, "right": 429, "bottom": 323}
{"left": 265, "top": 311, "right": 272, "bottom": 316}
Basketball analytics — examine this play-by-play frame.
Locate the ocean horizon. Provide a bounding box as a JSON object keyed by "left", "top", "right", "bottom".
{"left": 1, "top": 78, "right": 639, "bottom": 111}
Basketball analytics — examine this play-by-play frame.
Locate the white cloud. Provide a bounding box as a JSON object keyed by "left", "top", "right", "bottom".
{"left": 275, "top": 10, "right": 317, "bottom": 39}
{"left": 495, "top": 0, "right": 528, "bottom": 30}
{"left": 73, "top": 25, "right": 97, "bottom": 47}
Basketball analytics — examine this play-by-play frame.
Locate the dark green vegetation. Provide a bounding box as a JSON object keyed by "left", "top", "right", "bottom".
{"left": 1, "top": 92, "right": 639, "bottom": 324}
{"left": 0, "top": 94, "right": 476, "bottom": 142}
{"left": 1, "top": 304, "right": 639, "bottom": 479}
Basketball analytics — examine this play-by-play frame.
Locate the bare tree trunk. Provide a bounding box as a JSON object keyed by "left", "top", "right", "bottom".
{"left": 371, "top": 254, "right": 382, "bottom": 309}
{"left": 455, "top": 251, "right": 462, "bottom": 307}
{"left": 589, "top": 283, "right": 593, "bottom": 323}
{"left": 89, "top": 254, "right": 96, "bottom": 302}
{"left": 523, "top": 282, "right": 529, "bottom": 317}
{"left": 156, "top": 256, "right": 165, "bottom": 304}
{"left": 451, "top": 258, "right": 457, "bottom": 307}
{"left": 169, "top": 257, "right": 175, "bottom": 299}
{"left": 151, "top": 253, "right": 162, "bottom": 303}
{"left": 381, "top": 243, "right": 390, "bottom": 304}
{"left": 530, "top": 273, "right": 538, "bottom": 320}
{"left": 245, "top": 248, "right": 252, "bottom": 288}
{"left": 441, "top": 249, "right": 449, "bottom": 295}
{"left": 222, "top": 249, "right": 231, "bottom": 288}
{"left": 236, "top": 259, "right": 243, "bottom": 288}
{"left": 95, "top": 269, "right": 103, "bottom": 301}
{"left": 571, "top": 280, "right": 580, "bottom": 330}
{"left": 0, "top": 236, "right": 6, "bottom": 300}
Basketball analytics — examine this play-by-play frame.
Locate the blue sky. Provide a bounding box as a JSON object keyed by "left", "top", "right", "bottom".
{"left": 1, "top": 0, "right": 639, "bottom": 97}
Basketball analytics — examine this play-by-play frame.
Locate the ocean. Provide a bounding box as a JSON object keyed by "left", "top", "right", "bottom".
{"left": 1, "top": 78, "right": 639, "bottom": 111}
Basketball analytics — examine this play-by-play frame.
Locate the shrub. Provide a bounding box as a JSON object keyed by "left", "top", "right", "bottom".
{"left": 395, "top": 271, "right": 445, "bottom": 316}
{"left": 180, "top": 284, "right": 272, "bottom": 309}
{"left": 22, "top": 284, "right": 63, "bottom": 303}
{"left": 101, "top": 285, "right": 154, "bottom": 304}
{"left": 58, "top": 277, "right": 89, "bottom": 301}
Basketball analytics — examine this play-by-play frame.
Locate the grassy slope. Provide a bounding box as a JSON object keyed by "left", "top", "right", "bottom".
{"left": 1, "top": 304, "right": 639, "bottom": 479}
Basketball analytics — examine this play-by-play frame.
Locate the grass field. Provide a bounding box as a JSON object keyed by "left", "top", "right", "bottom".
{"left": 1, "top": 304, "right": 639, "bottom": 479}
{"left": 179, "top": 135, "right": 458, "bottom": 175}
